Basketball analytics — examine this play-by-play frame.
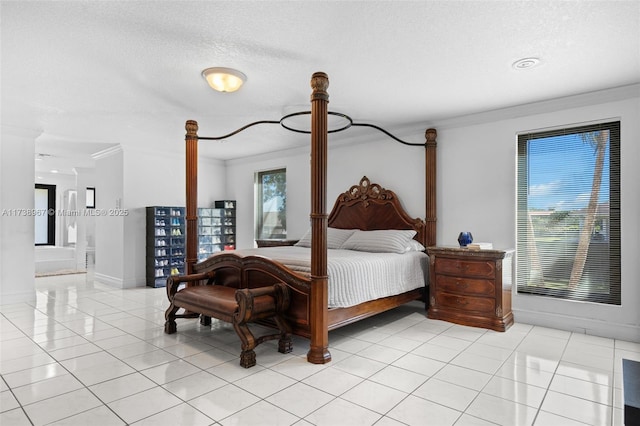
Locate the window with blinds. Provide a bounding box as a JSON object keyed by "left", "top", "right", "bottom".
{"left": 516, "top": 121, "right": 620, "bottom": 304}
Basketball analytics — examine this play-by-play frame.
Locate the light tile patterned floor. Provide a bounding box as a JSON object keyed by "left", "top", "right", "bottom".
{"left": 1, "top": 273, "right": 638, "bottom": 426}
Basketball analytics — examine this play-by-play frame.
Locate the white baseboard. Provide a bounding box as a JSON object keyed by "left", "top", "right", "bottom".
{"left": 94, "top": 272, "right": 123, "bottom": 288}
{"left": 0, "top": 289, "right": 36, "bottom": 305}
{"left": 514, "top": 308, "right": 640, "bottom": 343}
{"left": 122, "top": 276, "right": 146, "bottom": 289}
{"left": 94, "top": 272, "right": 146, "bottom": 289}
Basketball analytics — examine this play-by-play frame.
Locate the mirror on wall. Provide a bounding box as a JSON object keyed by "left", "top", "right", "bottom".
{"left": 64, "top": 190, "right": 77, "bottom": 245}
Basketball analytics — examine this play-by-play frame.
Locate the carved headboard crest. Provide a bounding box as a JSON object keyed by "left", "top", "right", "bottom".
{"left": 339, "top": 176, "right": 393, "bottom": 207}
{"left": 328, "top": 176, "right": 427, "bottom": 246}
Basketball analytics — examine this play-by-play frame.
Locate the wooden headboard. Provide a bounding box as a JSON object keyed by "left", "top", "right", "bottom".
{"left": 328, "top": 176, "right": 428, "bottom": 247}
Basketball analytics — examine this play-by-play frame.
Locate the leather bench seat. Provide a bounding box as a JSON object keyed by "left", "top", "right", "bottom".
{"left": 165, "top": 278, "right": 292, "bottom": 368}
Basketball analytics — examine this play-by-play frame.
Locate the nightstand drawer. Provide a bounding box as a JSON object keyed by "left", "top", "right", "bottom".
{"left": 435, "top": 275, "right": 495, "bottom": 296}
{"left": 435, "top": 258, "right": 496, "bottom": 278}
{"left": 437, "top": 292, "right": 495, "bottom": 313}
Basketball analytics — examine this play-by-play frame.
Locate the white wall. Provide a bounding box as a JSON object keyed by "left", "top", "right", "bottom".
{"left": 0, "top": 126, "right": 39, "bottom": 304}
{"left": 121, "top": 147, "right": 226, "bottom": 287}
{"left": 435, "top": 91, "right": 639, "bottom": 342}
{"left": 226, "top": 148, "right": 310, "bottom": 249}
{"left": 94, "top": 147, "right": 125, "bottom": 286}
{"left": 76, "top": 145, "right": 227, "bottom": 289}
{"left": 225, "top": 87, "right": 640, "bottom": 342}
{"left": 225, "top": 135, "right": 427, "bottom": 249}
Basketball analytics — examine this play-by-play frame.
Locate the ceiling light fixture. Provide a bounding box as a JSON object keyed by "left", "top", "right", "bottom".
{"left": 201, "top": 67, "right": 247, "bottom": 92}
{"left": 512, "top": 57, "right": 541, "bottom": 70}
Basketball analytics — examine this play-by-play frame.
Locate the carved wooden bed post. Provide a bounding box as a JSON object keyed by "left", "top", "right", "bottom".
{"left": 307, "top": 72, "right": 331, "bottom": 364}
{"left": 425, "top": 128, "right": 437, "bottom": 247}
{"left": 185, "top": 120, "right": 199, "bottom": 274}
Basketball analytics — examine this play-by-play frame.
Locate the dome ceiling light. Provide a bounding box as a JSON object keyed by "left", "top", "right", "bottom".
{"left": 202, "top": 67, "right": 247, "bottom": 93}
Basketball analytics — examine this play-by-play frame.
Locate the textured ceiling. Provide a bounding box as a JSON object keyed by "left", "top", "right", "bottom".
{"left": 2, "top": 1, "right": 639, "bottom": 174}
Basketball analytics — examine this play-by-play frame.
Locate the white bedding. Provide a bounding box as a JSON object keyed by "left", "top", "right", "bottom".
{"left": 231, "top": 246, "right": 428, "bottom": 308}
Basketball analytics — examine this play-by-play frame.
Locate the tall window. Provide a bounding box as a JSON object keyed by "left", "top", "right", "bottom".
{"left": 255, "top": 168, "right": 287, "bottom": 240}
{"left": 516, "top": 121, "right": 620, "bottom": 304}
{"left": 35, "top": 184, "right": 56, "bottom": 245}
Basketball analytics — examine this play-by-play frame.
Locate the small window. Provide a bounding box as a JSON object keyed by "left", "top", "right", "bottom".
{"left": 35, "top": 184, "right": 56, "bottom": 245}
{"left": 86, "top": 187, "right": 95, "bottom": 209}
{"left": 516, "top": 121, "right": 620, "bottom": 304}
{"left": 255, "top": 169, "right": 286, "bottom": 240}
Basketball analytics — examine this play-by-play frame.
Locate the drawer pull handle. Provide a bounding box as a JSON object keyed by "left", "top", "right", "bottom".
{"left": 457, "top": 280, "right": 468, "bottom": 290}
{"left": 453, "top": 263, "right": 472, "bottom": 274}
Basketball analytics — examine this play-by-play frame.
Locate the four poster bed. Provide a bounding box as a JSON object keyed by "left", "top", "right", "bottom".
{"left": 165, "top": 72, "right": 437, "bottom": 364}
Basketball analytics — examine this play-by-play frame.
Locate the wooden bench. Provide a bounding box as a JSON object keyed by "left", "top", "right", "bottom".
{"left": 164, "top": 271, "right": 292, "bottom": 368}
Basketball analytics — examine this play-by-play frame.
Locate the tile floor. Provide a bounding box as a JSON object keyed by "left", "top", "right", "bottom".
{"left": 1, "top": 272, "right": 638, "bottom": 425}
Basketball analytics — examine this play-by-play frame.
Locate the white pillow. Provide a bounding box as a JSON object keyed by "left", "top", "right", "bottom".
{"left": 406, "top": 239, "right": 426, "bottom": 252}
{"left": 341, "top": 229, "right": 417, "bottom": 254}
{"left": 294, "top": 227, "right": 356, "bottom": 249}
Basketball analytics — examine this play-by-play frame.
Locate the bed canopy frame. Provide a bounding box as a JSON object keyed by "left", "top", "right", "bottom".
{"left": 183, "top": 71, "right": 437, "bottom": 363}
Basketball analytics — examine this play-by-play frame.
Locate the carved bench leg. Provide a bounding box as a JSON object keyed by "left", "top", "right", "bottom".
{"left": 278, "top": 336, "right": 292, "bottom": 354}
{"left": 164, "top": 303, "right": 179, "bottom": 334}
{"left": 233, "top": 321, "right": 257, "bottom": 368}
{"left": 239, "top": 349, "right": 256, "bottom": 369}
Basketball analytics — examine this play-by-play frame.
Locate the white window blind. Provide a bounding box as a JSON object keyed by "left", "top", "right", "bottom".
{"left": 516, "top": 121, "right": 620, "bottom": 304}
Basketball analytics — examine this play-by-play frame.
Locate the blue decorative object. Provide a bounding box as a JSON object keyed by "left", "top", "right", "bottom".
{"left": 458, "top": 232, "right": 473, "bottom": 247}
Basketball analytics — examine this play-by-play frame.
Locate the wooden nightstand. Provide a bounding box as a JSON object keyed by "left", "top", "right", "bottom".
{"left": 255, "top": 239, "right": 299, "bottom": 248}
{"left": 426, "top": 246, "right": 514, "bottom": 332}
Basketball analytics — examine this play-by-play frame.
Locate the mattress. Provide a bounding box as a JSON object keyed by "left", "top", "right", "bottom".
{"left": 232, "top": 246, "right": 428, "bottom": 308}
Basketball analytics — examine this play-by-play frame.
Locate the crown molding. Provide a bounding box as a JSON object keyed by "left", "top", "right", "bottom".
{"left": 91, "top": 145, "right": 123, "bottom": 160}
{"left": 430, "top": 83, "right": 640, "bottom": 130}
